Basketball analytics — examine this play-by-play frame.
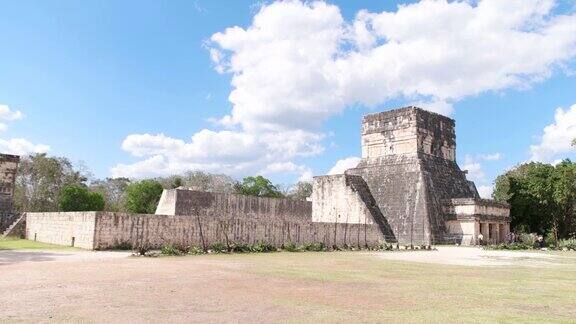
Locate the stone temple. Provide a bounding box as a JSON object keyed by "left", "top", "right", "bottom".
{"left": 312, "top": 106, "right": 510, "bottom": 245}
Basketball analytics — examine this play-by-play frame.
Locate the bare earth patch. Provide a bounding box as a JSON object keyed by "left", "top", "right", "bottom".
{"left": 375, "top": 246, "right": 576, "bottom": 267}
{"left": 1, "top": 247, "right": 575, "bottom": 323}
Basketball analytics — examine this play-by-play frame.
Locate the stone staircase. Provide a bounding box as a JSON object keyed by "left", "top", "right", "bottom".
{"left": 345, "top": 175, "right": 397, "bottom": 243}
{"left": 1, "top": 213, "right": 26, "bottom": 238}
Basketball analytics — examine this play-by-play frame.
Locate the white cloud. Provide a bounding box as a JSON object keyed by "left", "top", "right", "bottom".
{"left": 111, "top": 130, "right": 323, "bottom": 179}
{"left": 462, "top": 155, "right": 485, "bottom": 182}
{"left": 260, "top": 161, "right": 313, "bottom": 182}
{"left": 0, "top": 105, "right": 23, "bottom": 122}
{"left": 0, "top": 105, "right": 49, "bottom": 155}
{"left": 114, "top": 0, "right": 576, "bottom": 179}
{"left": 0, "top": 138, "right": 49, "bottom": 156}
{"left": 480, "top": 153, "right": 501, "bottom": 161}
{"left": 530, "top": 103, "right": 576, "bottom": 162}
{"left": 409, "top": 99, "right": 454, "bottom": 116}
{"left": 477, "top": 185, "right": 494, "bottom": 199}
{"left": 209, "top": 0, "right": 576, "bottom": 131}
{"left": 0, "top": 104, "right": 24, "bottom": 132}
{"left": 327, "top": 156, "right": 361, "bottom": 175}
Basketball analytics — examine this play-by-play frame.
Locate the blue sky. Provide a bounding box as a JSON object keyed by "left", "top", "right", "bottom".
{"left": 0, "top": 0, "right": 575, "bottom": 197}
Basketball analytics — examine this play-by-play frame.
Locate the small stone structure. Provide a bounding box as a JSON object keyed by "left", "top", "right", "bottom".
{"left": 155, "top": 189, "right": 312, "bottom": 221}
{"left": 0, "top": 154, "right": 20, "bottom": 234}
{"left": 443, "top": 198, "right": 510, "bottom": 245}
{"left": 313, "top": 106, "right": 510, "bottom": 245}
{"left": 23, "top": 106, "right": 510, "bottom": 249}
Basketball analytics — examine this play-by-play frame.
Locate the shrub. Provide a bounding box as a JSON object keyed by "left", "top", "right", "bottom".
{"left": 189, "top": 246, "right": 204, "bottom": 255}
{"left": 59, "top": 185, "right": 105, "bottom": 212}
{"left": 545, "top": 234, "right": 557, "bottom": 248}
{"left": 161, "top": 244, "right": 190, "bottom": 256}
{"left": 162, "top": 244, "right": 183, "bottom": 256}
{"left": 518, "top": 233, "right": 536, "bottom": 246}
{"left": 282, "top": 242, "right": 300, "bottom": 252}
{"left": 251, "top": 242, "right": 276, "bottom": 253}
{"left": 301, "top": 242, "right": 326, "bottom": 252}
{"left": 557, "top": 238, "right": 576, "bottom": 251}
{"left": 208, "top": 242, "right": 229, "bottom": 253}
{"left": 230, "top": 243, "right": 252, "bottom": 253}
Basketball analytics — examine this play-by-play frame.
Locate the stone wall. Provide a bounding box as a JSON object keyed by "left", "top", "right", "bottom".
{"left": 93, "top": 212, "right": 384, "bottom": 250}
{"left": 26, "top": 212, "right": 97, "bottom": 249}
{"left": 445, "top": 220, "right": 477, "bottom": 245}
{"left": 157, "top": 189, "right": 312, "bottom": 221}
{"left": 312, "top": 175, "right": 373, "bottom": 224}
{"left": 25, "top": 211, "right": 385, "bottom": 250}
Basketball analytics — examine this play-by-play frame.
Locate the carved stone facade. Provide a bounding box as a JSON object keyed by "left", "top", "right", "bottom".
{"left": 0, "top": 154, "right": 20, "bottom": 233}
{"left": 0, "top": 154, "right": 19, "bottom": 213}
{"left": 313, "top": 107, "right": 510, "bottom": 245}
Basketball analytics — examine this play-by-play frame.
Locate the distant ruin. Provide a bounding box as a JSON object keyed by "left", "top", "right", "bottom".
{"left": 20, "top": 106, "right": 509, "bottom": 249}
{"left": 0, "top": 154, "right": 20, "bottom": 234}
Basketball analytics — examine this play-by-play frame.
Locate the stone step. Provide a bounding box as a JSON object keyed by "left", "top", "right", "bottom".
{"left": 2, "top": 213, "right": 26, "bottom": 238}
{"left": 345, "top": 175, "right": 397, "bottom": 243}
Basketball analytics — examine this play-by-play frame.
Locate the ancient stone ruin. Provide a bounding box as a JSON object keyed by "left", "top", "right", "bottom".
{"left": 15, "top": 106, "right": 509, "bottom": 249}
{"left": 0, "top": 154, "right": 21, "bottom": 235}
{"left": 313, "top": 106, "right": 510, "bottom": 245}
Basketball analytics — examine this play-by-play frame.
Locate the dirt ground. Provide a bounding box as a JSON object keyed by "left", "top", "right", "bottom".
{"left": 1, "top": 247, "right": 575, "bottom": 323}
{"left": 377, "top": 246, "right": 576, "bottom": 267}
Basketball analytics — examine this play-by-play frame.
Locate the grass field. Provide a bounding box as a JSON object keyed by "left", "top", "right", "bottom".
{"left": 0, "top": 237, "right": 76, "bottom": 250}
{"left": 234, "top": 252, "right": 576, "bottom": 322}
{"left": 1, "top": 245, "right": 576, "bottom": 322}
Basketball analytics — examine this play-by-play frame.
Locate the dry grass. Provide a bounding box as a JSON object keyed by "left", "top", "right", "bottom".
{"left": 0, "top": 237, "right": 77, "bottom": 251}
{"left": 0, "top": 249, "right": 575, "bottom": 323}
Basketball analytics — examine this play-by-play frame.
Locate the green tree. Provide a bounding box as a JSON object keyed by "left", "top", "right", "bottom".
{"left": 233, "top": 176, "right": 284, "bottom": 198}
{"left": 493, "top": 160, "right": 576, "bottom": 238}
{"left": 59, "top": 185, "right": 105, "bottom": 212}
{"left": 124, "top": 180, "right": 164, "bottom": 214}
{"left": 550, "top": 160, "right": 576, "bottom": 239}
{"left": 14, "top": 154, "right": 89, "bottom": 212}
{"left": 171, "top": 177, "right": 183, "bottom": 189}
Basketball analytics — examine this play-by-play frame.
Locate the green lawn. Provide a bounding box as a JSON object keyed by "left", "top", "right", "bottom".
{"left": 0, "top": 237, "right": 75, "bottom": 250}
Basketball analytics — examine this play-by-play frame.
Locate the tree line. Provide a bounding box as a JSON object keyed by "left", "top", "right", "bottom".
{"left": 493, "top": 159, "right": 576, "bottom": 240}
{"left": 13, "top": 154, "right": 313, "bottom": 214}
